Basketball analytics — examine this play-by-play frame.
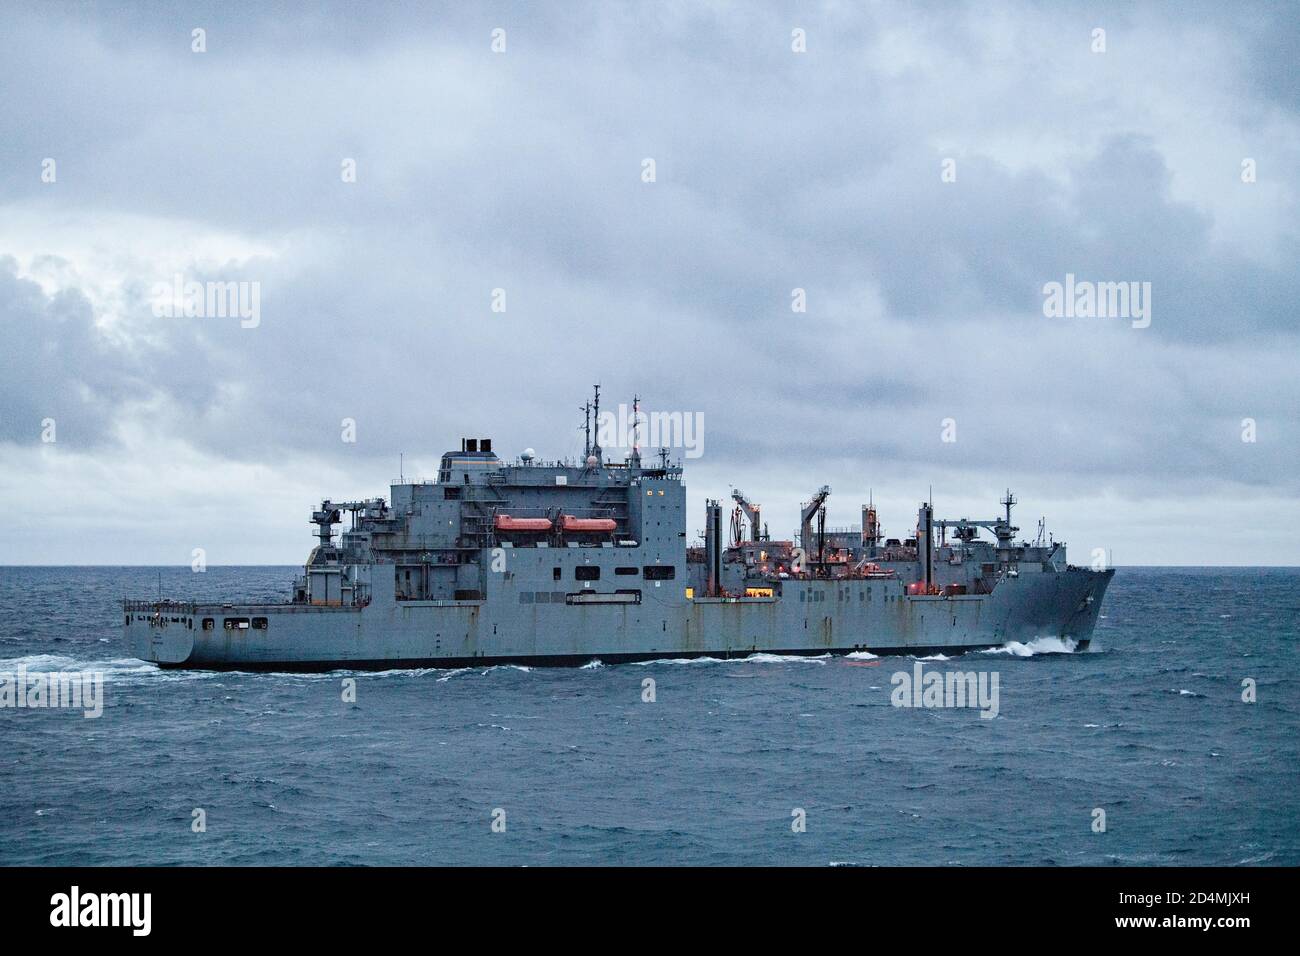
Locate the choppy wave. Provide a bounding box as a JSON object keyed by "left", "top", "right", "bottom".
{"left": 631, "top": 656, "right": 726, "bottom": 666}
{"left": 744, "top": 652, "right": 829, "bottom": 665}
{"left": 434, "top": 668, "right": 472, "bottom": 682}
{"left": 0, "top": 653, "right": 171, "bottom": 679}
{"left": 979, "top": 637, "right": 1079, "bottom": 657}
{"left": 423, "top": 664, "right": 535, "bottom": 679}
{"left": 632, "top": 652, "right": 829, "bottom": 666}
{"left": 2, "top": 565, "right": 1297, "bottom": 867}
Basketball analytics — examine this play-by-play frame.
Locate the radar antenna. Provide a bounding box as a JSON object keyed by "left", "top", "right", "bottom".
{"left": 579, "top": 400, "right": 592, "bottom": 458}
{"left": 630, "top": 393, "right": 641, "bottom": 466}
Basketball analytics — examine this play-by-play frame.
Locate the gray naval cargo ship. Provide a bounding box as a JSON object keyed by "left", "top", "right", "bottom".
{"left": 125, "top": 391, "right": 1114, "bottom": 670}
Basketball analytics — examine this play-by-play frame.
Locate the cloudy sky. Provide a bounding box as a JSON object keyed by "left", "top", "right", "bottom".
{"left": 1, "top": 1, "right": 1296, "bottom": 565}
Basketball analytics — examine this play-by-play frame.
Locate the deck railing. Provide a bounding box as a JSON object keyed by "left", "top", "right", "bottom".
{"left": 122, "top": 599, "right": 198, "bottom": 613}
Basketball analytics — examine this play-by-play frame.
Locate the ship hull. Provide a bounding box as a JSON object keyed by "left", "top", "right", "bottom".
{"left": 126, "top": 567, "right": 1113, "bottom": 671}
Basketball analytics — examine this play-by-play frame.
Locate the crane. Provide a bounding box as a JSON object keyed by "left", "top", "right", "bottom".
{"left": 799, "top": 485, "right": 831, "bottom": 557}
{"left": 730, "top": 489, "right": 762, "bottom": 542}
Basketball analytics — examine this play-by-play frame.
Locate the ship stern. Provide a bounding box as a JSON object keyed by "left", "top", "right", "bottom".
{"left": 124, "top": 602, "right": 196, "bottom": 666}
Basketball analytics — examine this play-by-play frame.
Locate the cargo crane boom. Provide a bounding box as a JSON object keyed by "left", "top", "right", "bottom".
{"left": 937, "top": 489, "right": 1019, "bottom": 546}
{"left": 799, "top": 485, "right": 831, "bottom": 557}
{"left": 730, "top": 489, "right": 763, "bottom": 542}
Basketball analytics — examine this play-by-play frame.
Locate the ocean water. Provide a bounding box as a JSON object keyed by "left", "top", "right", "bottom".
{"left": 0, "top": 565, "right": 1296, "bottom": 866}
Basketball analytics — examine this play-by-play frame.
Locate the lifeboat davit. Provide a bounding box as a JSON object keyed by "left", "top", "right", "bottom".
{"left": 494, "top": 515, "right": 553, "bottom": 532}
{"left": 559, "top": 515, "right": 617, "bottom": 533}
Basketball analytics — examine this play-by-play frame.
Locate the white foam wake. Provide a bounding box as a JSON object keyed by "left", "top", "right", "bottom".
{"left": 631, "top": 652, "right": 829, "bottom": 666}
{"left": 979, "top": 636, "right": 1079, "bottom": 657}
{"left": 0, "top": 653, "right": 159, "bottom": 677}
{"left": 744, "top": 652, "right": 829, "bottom": 665}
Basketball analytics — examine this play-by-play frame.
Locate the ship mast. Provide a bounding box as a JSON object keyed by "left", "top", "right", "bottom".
{"left": 590, "top": 384, "right": 602, "bottom": 463}
{"left": 579, "top": 400, "right": 592, "bottom": 459}
{"left": 630, "top": 393, "right": 641, "bottom": 467}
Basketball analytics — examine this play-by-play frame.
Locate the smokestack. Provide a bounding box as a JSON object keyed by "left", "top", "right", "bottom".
{"left": 705, "top": 500, "right": 723, "bottom": 597}
{"left": 918, "top": 503, "right": 934, "bottom": 591}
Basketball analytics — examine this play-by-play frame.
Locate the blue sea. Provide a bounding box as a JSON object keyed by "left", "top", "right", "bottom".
{"left": 0, "top": 566, "right": 1296, "bottom": 866}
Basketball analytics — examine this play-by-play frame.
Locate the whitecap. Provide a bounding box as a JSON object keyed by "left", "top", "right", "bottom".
{"left": 630, "top": 656, "right": 726, "bottom": 666}
{"left": 744, "top": 652, "right": 829, "bottom": 665}
{"left": 0, "top": 653, "right": 189, "bottom": 681}
{"left": 979, "top": 636, "right": 1078, "bottom": 657}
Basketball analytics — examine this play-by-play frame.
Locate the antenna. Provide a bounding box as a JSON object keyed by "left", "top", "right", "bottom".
{"left": 579, "top": 400, "right": 592, "bottom": 458}
{"left": 591, "top": 384, "right": 602, "bottom": 462}
{"left": 1001, "top": 488, "right": 1017, "bottom": 525}
{"left": 631, "top": 393, "right": 641, "bottom": 462}
{"left": 400, "top": 452, "right": 404, "bottom": 483}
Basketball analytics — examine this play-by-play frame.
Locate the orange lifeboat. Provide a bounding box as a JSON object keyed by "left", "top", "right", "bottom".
{"left": 559, "top": 515, "right": 617, "bottom": 533}
{"left": 494, "top": 515, "right": 553, "bottom": 532}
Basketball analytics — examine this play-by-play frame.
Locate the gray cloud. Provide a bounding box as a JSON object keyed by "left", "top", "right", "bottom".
{"left": 1, "top": 0, "right": 1297, "bottom": 563}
